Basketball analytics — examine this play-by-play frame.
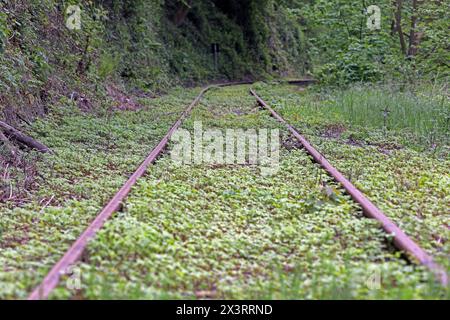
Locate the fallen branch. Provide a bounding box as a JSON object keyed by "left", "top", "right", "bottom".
{"left": 0, "top": 120, "right": 52, "bottom": 153}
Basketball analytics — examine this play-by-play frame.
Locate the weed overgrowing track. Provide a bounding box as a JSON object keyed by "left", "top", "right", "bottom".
{"left": 0, "top": 88, "right": 201, "bottom": 299}
{"left": 41, "top": 85, "right": 447, "bottom": 299}
{"left": 255, "top": 83, "right": 450, "bottom": 270}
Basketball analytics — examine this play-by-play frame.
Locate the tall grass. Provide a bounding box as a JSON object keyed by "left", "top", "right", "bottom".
{"left": 313, "top": 83, "right": 450, "bottom": 148}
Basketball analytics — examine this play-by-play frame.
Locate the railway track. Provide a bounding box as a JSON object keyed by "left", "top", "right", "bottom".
{"left": 250, "top": 90, "right": 448, "bottom": 286}
{"left": 28, "top": 81, "right": 447, "bottom": 300}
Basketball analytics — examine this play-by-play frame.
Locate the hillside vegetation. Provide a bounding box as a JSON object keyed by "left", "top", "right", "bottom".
{"left": 0, "top": 0, "right": 308, "bottom": 124}
{"left": 1, "top": 1, "right": 448, "bottom": 124}
{"left": 0, "top": 0, "right": 449, "bottom": 300}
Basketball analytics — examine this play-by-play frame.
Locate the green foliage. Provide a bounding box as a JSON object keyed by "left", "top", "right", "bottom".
{"left": 257, "top": 84, "right": 449, "bottom": 270}
{"left": 1, "top": 0, "right": 448, "bottom": 123}
{"left": 100, "top": 0, "right": 169, "bottom": 91}
{"left": 260, "top": 83, "right": 449, "bottom": 151}
{"left": 1, "top": 0, "right": 448, "bottom": 301}
{"left": 0, "top": 86, "right": 200, "bottom": 299}
{"left": 1, "top": 82, "right": 448, "bottom": 299}
{"left": 289, "top": 0, "right": 449, "bottom": 84}
{"left": 414, "top": 1, "right": 450, "bottom": 76}
{"left": 0, "top": 0, "right": 109, "bottom": 122}
{"left": 43, "top": 85, "right": 447, "bottom": 300}
{"left": 97, "top": 52, "right": 120, "bottom": 80}
{"left": 0, "top": 11, "right": 9, "bottom": 53}
{"left": 0, "top": 0, "right": 315, "bottom": 123}
{"left": 316, "top": 40, "right": 384, "bottom": 84}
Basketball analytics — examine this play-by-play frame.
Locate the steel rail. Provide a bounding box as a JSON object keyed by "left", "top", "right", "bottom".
{"left": 28, "top": 81, "right": 446, "bottom": 300}
{"left": 250, "top": 89, "right": 448, "bottom": 286}
{"left": 27, "top": 84, "right": 227, "bottom": 300}
{"left": 28, "top": 81, "right": 257, "bottom": 300}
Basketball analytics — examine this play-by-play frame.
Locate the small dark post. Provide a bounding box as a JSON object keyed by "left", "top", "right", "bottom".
{"left": 211, "top": 43, "right": 220, "bottom": 71}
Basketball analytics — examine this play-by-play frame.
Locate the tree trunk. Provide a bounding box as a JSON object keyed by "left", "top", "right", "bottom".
{"left": 394, "top": 0, "right": 407, "bottom": 55}
{"left": 174, "top": 0, "right": 193, "bottom": 27}
{"left": 0, "top": 121, "right": 52, "bottom": 153}
{"left": 77, "top": 35, "right": 91, "bottom": 75}
{"left": 408, "top": 0, "right": 420, "bottom": 57}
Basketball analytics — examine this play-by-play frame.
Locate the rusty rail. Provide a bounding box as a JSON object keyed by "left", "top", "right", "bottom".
{"left": 27, "top": 85, "right": 224, "bottom": 300}
{"left": 250, "top": 89, "right": 448, "bottom": 286}
{"left": 27, "top": 81, "right": 446, "bottom": 300}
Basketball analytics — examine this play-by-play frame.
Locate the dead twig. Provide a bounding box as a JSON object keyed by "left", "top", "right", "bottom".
{"left": 39, "top": 195, "right": 55, "bottom": 213}
{"left": 0, "top": 120, "right": 52, "bottom": 153}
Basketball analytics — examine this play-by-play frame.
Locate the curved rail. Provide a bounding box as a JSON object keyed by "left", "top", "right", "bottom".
{"left": 250, "top": 89, "right": 448, "bottom": 286}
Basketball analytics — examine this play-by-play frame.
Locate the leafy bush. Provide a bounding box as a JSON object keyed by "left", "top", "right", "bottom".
{"left": 316, "top": 40, "right": 384, "bottom": 85}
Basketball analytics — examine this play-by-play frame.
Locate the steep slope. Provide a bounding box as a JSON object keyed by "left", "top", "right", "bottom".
{"left": 0, "top": 0, "right": 308, "bottom": 125}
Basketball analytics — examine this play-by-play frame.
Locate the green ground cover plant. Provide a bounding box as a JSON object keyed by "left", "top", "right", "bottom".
{"left": 256, "top": 83, "right": 449, "bottom": 270}
{"left": 45, "top": 85, "right": 449, "bottom": 300}
{"left": 1, "top": 0, "right": 448, "bottom": 302}
{"left": 0, "top": 86, "right": 200, "bottom": 299}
